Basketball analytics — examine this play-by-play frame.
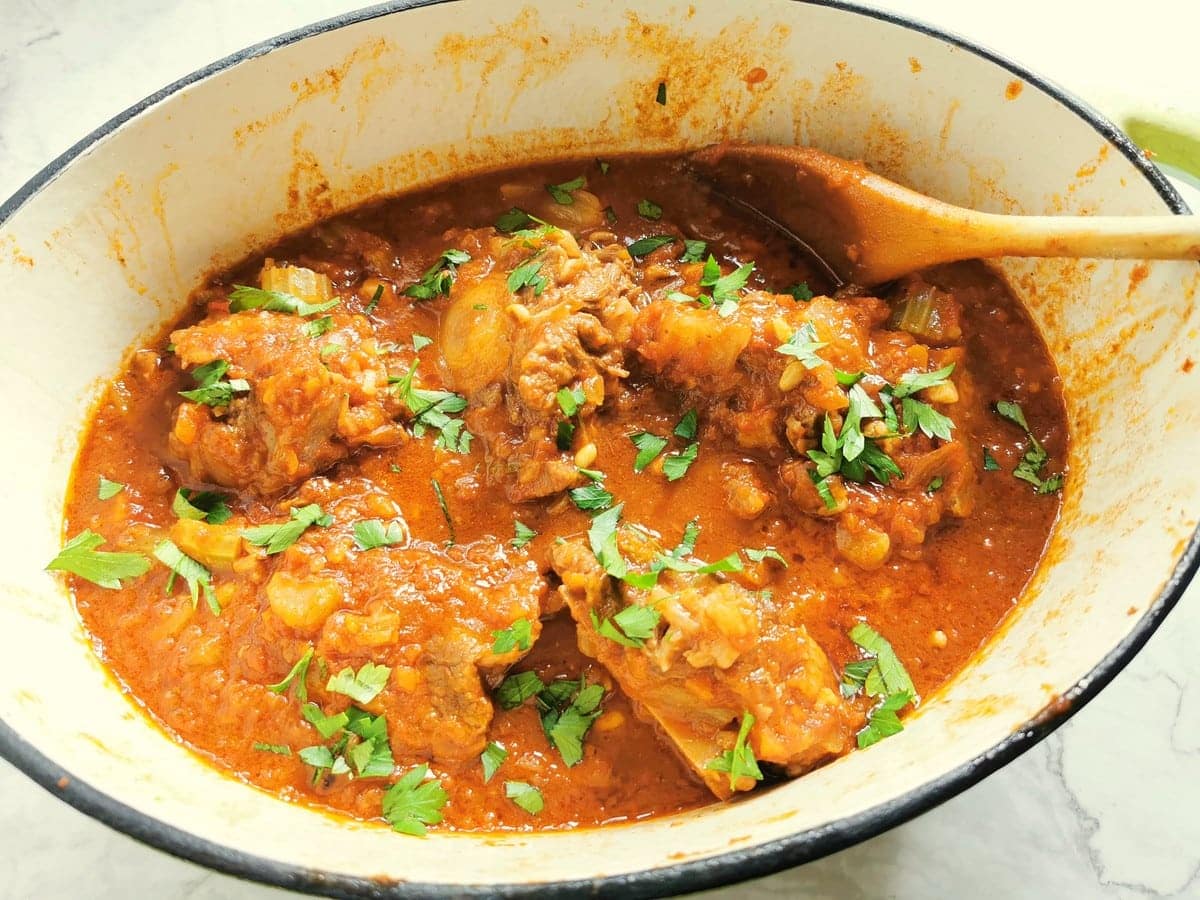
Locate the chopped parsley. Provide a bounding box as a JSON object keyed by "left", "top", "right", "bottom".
{"left": 569, "top": 469, "right": 614, "bottom": 511}
{"left": 178, "top": 359, "right": 250, "bottom": 408}
{"left": 241, "top": 503, "right": 331, "bottom": 554}
{"left": 787, "top": 282, "right": 814, "bottom": 301}
{"left": 681, "top": 239, "right": 708, "bottom": 263}
{"left": 392, "top": 362, "right": 473, "bottom": 453}
{"left": 995, "top": 400, "right": 1063, "bottom": 494}
{"left": 326, "top": 661, "right": 390, "bottom": 704}
{"left": 597, "top": 159, "right": 611, "bottom": 175}
{"left": 546, "top": 175, "right": 586, "bottom": 205}
{"left": 604, "top": 205, "right": 618, "bottom": 225}
{"left": 890, "top": 364, "right": 956, "bottom": 441}
{"left": 302, "top": 702, "right": 350, "bottom": 739}
{"left": 495, "top": 671, "right": 546, "bottom": 709}
{"left": 776, "top": 322, "right": 828, "bottom": 370}
{"left": 304, "top": 315, "right": 334, "bottom": 338}
{"left": 364, "top": 283, "right": 385, "bottom": 314}
{"left": 505, "top": 781, "right": 544, "bottom": 815}
{"left": 298, "top": 744, "right": 349, "bottom": 776}
{"left": 807, "top": 382, "right": 904, "bottom": 506}
{"left": 745, "top": 547, "right": 788, "bottom": 566}
{"left": 492, "top": 618, "right": 533, "bottom": 655}
{"left": 412, "top": 333, "right": 433, "bottom": 351}
{"left": 629, "top": 431, "right": 669, "bottom": 472}
{"left": 253, "top": 742, "right": 292, "bottom": 756}
{"left": 591, "top": 603, "right": 661, "bottom": 648}
{"left": 512, "top": 520, "right": 537, "bottom": 548}
{"left": 556, "top": 386, "right": 586, "bottom": 417}
{"left": 588, "top": 504, "right": 627, "bottom": 578}
{"left": 402, "top": 249, "right": 471, "bottom": 301}
{"left": 97, "top": 476, "right": 124, "bottom": 500}
{"left": 352, "top": 519, "right": 407, "bottom": 551}
{"left": 538, "top": 678, "right": 604, "bottom": 767}
{"left": 656, "top": 81, "right": 667, "bottom": 105}
{"left": 627, "top": 235, "right": 675, "bottom": 257}
{"left": 637, "top": 199, "right": 663, "bottom": 220}
{"left": 706, "top": 712, "right": 763, "bottom": 789}
{"left": 431, "top": 478, "right": 456, "bottom": 545}
{"left": 481, "top": 741, "right": 508, "bottom": 783}
{"left": 858, "top": 691, "right": 912, "bottom": 749}
{"left": 507, "top": 259, "right": 548, "bottom": 296}
{"left": 153, "top": 539, "right": 219, "bottom": 615}
{"left": 982, "top": 446, "right": 1001, "bottom": 471}
{"left": 699, "top": 255, "right": 755, "bottom": 316}
{"left": 495, "top": 207, "right": 534, "bottom": 234}
{"left": 172, "top": 488, "right": 232, "bottom": 524}
{"left": 267, "top": 646, "right": 313, "bottom": 701}
{"left": 662, "top": 442, "right": 699, "bottom": 481}
{"left": 228, "top": 285, "right": 340, "bottom": 317}
{"left": 382, "top": 764, "right": 449, "bottom": 836}
{"left": 674, "top": 409, "right": 698, "bottom": 441}
{"left": 45, "top": 530, "right": 150, "bottom": 590}
{"left": 842, "top": 622, "right": 916, "bottom": 748}
{"left": 926, "top": 476, "right": 944, "bottom": 494}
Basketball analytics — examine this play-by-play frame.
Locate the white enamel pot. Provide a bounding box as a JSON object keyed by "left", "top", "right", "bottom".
{"left": 0, "top": 1, "right": 1196, "bottom": 896}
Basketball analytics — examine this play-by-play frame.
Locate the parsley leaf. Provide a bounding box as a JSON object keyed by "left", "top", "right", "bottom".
{"left": 495, "top": 671, "right": 545, "bottom": 710}
{"left": 241, "top": 503, "right": 331, "bottom": 554}
{"left": 298, "top": 744, "right": 349, "bottom": 776}
{"left": 588, "top": 504, "right": 627, "bottom": 578}
{"left": 857, "top": 691, "right": 913, "bottom": 749}
{"left": 304, "top": 315, "right": 334, "bottom": 338}
{"left": 431, "top": 478, "right": 456, "bottom": 545}
{"left": 228, "top": 285, "right": 340, "bottom": 317}
{"left": 45, "top": 530, "right": 150, "bottom": 590}
{"left": 706, "top": 712, "right": 764, "bottom": 789}
{"left": 926, "top": 476, "right": 945, "bottom": 494}
{"left": 546, "top": 175, "right": 586, "bottom": 205}
{"left": 893, "top": 364, "right": 956, "bottom": 399}
{"left": 505, "top": 781, "right": 544, "bottom": 815}
{"left": 492, "top": 618, "right": 533, "bottom": 655}
{"left": 627, "top": 235, "right": 675, "bottom": 257}
{"left": 900, "top": 396, "right": 955, "bottom": 441}
{"left": 392, "top": 362, "right": 473, "bottom": 454}
{"left": 267, "top": 646, "right": 313, "bottom": 701}
{"left": 681, "top": 239, "right": 708, "bottom": 263}
{"left": 364, "top": 284, "right": 384, "bottom": 315}
{"left": 253, "top": 742, "right": 292, "bottom": 756}
{"left": 495, "top": 207, "right": 534, "bottom": 234}
{"left": 592, "top": 603, "right": 661, "bottom": 648}
{"left": 402, "top": 249, "right": 471, "bottom": 301}
{"left": 556, "top": 386, "right": 586, "bottom": 417}
{"left": 512, "top": 520, "right": 537, "bottom": 548}
{"left": 662, "top": 442, "right": 699, "bottom": 481}
{"left": 745, "top": 547, "right": 788, "bottom": 567}
{"left": 698, "top": 256, "right": 755, "bottom": 316}
{"left": 629, "top": 432, "right": 669, "bottom": 472}
{"left": 674, "top": 409, "right": 698, "bottom": 440}
{"left": 326, "top": 661, "right": 391, "bottom": 704}
{"left": 412, "top": 333, "right": 433, "bottom": 351}
{"left": 153, "top": 539, "right": 219, "bottom": 615}
{"left": 481, "top": 741, "right": 508, "bottom": 783}
{"left": 847, "top": 622, "right": 915, "bottom": 699}
{"left": 382, "top": 764, "right": 449, "bottom": 836}
{"left": 982, "top": 446, "right": 1000, "bottom": 471}
{"left": 776, "top": 322, "right": 828, "bottom": 370}
{"left": 787, "top": 282, "right": 814, "bottom": 301}
{"left": 994, "top": 399, "right": 1030, "bottom": 432}
{"left": 507, "top": 259, "right": 548, "bottom": 296}
{"left": 540, "top": 680, "right": 604, "bottom": 767}
{"left": 178, "top": 359, "right": 250, "bottom": 407}
{"left": 569, "top": 480, "right": 614, "bottom": 511}
{"left": 353, "top": 519, "right": 407, "bottom": 551}
{"left": 172, "top": 488, "right": 232, "bottom": 524}
{"left": 97, "top": 476, "right": 124, "bottom": 500}
{"left": 656, "top": 81, "right": 667, "bottom": 104}
{"left": 995, "top": 401, "right": 1063, "bottom": 494}
{"left": 637, "top": 199, "right": 663, "bottom": 220}
{"left": 597, "top": 159, "right": 611, "bottom": 175}
{"left": 302, "top": 702, "right": 350, "bottom": 739}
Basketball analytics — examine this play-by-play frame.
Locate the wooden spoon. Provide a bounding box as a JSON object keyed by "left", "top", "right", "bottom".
{"left": 688, "top": 142, "right": 1200, "bottom": 286}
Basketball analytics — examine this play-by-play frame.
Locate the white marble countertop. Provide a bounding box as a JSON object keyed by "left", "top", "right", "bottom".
{"left": 1, "top": 1, "right": 1197, "bottom": 897}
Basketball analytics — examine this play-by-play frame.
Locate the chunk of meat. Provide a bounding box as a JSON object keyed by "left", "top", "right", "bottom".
{"left": 169, "top": 307, "right": 404, "bottom": 496}
{"left": 551, "top": 532, "right": 853, "bottom": 798}
{"left": 252, "top": 477, "right": 546, "bottom": 763}
{"left": 633, "top": 281, "right": 976, "bottom": 567}
{"left": 438, "top": 226, "right": 640, "bottom": 501}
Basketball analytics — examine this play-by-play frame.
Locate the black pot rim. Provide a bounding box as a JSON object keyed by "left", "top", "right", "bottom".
{"left": 0, "top": 1, "right": 1193, "bottom": 897}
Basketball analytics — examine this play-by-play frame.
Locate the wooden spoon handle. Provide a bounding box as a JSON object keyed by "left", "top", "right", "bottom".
{"left": 961, "top": 213, "right": 1200, "bottom": 262}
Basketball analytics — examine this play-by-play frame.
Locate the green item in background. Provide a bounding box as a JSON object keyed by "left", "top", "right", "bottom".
{"left": 1122, "top": 112, "right": 1200, "bottom": 187}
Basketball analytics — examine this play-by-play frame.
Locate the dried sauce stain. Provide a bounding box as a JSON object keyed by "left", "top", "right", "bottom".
{"left": 2, "top": 234, "right": 34, "bottom": 268}
{"left": 908, "top": 57, "right": 922, "bottom": 74}
{"left": 100, "top": 174, "right": 151, "bottom": 299}
{"left": 1128, "top": 262, "right": 1150, "bottom": 295}
{"left": 150, "top": 162, "right": 182, "bottom": 291}
{"left": 1184, "top": 358, "right": 1195, "bottom": 373}
{"left": 938, "top": 100, "right": 961, "bottom": 154}
{"left": 1005, "top": 79, "right": 1024, "bottom": 100}
{"left": 278, "top": 125, "right": 335, "bottom": 232}
{"left": 745, "top": 66, "right": 768, "bottom": 88}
